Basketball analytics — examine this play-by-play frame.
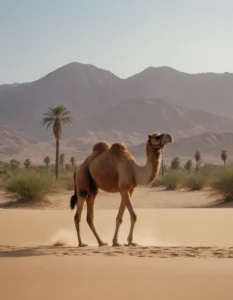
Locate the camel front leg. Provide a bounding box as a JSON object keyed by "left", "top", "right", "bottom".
{"left": 119, "top": 189, "right": 138, "bottom": 246}
{"left": 112, "top": 198, "right": 126, "bottom": 247}
{"left": 74, "top": 196, "right": 87, "bottom": 247}
{"left": 86, "top": 195, "right": 107, "bottom": 247}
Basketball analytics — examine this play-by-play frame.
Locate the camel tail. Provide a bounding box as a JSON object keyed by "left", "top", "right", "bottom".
{"left": 70, "top": 172, "right": 78, "bottom": 210}
{"left": 70, "top": 169, "right": 98, "bottom": 210}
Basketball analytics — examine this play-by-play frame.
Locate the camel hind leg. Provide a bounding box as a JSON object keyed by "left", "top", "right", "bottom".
{"left": 86, "top": 195, "right": 107, "bottom": 246}
{"left": 74, "top": 192, "right": 87, "bottom": 247}
{"left": 73, "top": 163, "right": 99, "bottom": 247}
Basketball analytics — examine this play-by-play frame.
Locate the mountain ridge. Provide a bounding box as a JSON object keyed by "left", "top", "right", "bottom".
{"left": 1, "top": 62, "right": 233, "bottom": 141}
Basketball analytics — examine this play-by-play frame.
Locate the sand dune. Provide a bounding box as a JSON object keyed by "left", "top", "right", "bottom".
{"left": 1, "top": 190, "right": 233, "bottom": 299}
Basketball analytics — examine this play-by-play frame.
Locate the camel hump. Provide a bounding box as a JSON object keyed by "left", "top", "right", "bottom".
{"left": 92, "top": 141, "right": 110, "bottom": 153}
{"left": 110, "top": 142, "right": 128, "bottom": 155}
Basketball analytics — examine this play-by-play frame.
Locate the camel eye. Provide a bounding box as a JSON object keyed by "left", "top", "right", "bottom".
{"left": 156, "top": 136, "right": 160, "bottom": 140}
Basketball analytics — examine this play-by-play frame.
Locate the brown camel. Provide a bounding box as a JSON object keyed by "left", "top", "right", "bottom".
{"left": 70, "top": 132, "right": 172, "bottom": 247}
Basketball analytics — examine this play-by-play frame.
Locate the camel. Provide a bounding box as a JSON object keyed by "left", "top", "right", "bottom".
{"left": 70, "top": 132, "right": 172, "bottom": 247}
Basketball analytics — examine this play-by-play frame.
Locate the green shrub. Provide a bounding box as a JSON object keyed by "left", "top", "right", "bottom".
{"left": 200, "top": 164, "right": 222, "bottom": 177}
{"left": 210, "top": 168, "right": 233, "bottom": 201}
{"left": 151, "top": 176, "right": 166, "bottom": 187}
{"left": 162, "top": 171, "right": 185, "bottom": 190}
{"left": 183, "top": 173, "right": 209, "bottom": 191}
{"left": 4, "top": 170, "right": 55, "bottom": 205}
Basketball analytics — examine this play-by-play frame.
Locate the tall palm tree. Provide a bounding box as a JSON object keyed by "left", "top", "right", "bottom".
{"left": 184, "top": 159, "right": 192, "bottom": 173}
{"left": 60, "top": 153, "right": 65, "bottom": 170}
{"left": 24, "top": 158, "right": 31, "bottom": 169}
{"left": 70, "top": 156, "right": 76, "bottom": 167}
{"left": 44, "top": 156, "right": 51, "bottom": 168}
{"left": 221, "top": 150, "right": 227, "bottom": 169}
{"left": 9, "top": 159, "right": 20, "bottom": 170}
{"left": 42, "top": 106, "right": 72, "bottom": 180}
{"left": 161, "top": 156, "right": 164, "bottom": 177}
{"left": 194, "top": 151, "right": 201, "bottom": 173}
{"left": 170, "top": 156, "right": 180, "bottom": 170}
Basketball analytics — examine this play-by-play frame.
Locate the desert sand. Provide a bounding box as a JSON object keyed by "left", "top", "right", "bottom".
{"left": 1, "top": 187, "right": 233, "bottom": 300}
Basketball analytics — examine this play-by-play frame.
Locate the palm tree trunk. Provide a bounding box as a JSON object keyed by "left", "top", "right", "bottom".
{"left": 161, "top": 157, "right": 164, "bottom": 177}
{"left": 55, "top": 139, "right": 59, "bottom": 180}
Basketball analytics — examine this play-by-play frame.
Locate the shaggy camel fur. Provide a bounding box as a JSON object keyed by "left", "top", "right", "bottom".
{"left": 70, "top": 132, "right": 172, "bottom": 247}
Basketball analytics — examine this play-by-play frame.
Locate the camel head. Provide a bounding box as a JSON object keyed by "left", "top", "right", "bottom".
{"left": 148, "top": 132, "right": 172, "bottom": 149}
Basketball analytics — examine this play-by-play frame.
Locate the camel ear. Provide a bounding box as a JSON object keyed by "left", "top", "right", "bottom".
{"left": 148, "top": 134, "right": 151, "bottom": 139}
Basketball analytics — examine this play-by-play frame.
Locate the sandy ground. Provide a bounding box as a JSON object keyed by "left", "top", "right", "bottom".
{"left": 1, "top": 188, "right": 233, "bottom": 300}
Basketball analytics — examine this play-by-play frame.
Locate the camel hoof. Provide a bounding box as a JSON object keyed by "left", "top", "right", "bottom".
{"left": 79, "top": 243, "right": 88, "bottom": 247}
{"left": 99, "top": 242, "right": 108, "bottom": 247}
{"left": 112, "top": 242, "right": 122, "bottom": 247}
{"left": 124, "top": 242, "right": 138, "bottom": 247}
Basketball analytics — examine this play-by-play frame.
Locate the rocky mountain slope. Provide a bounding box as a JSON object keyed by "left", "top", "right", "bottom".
{"left": 1, "top": 62, "right": 233, "bottom": 140}
{"left": 129, "top": 132, "right": 233, "bottom": 164}
{"left": 77, "top": 98, "right": 233, "bottom": 140}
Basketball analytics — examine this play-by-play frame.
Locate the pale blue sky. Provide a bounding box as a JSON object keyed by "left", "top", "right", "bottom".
{"left": 1, "top": 0, "right": 233, "bottom": 84}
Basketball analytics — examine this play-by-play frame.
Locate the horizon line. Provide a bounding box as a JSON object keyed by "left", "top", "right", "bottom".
{"left": 1, "top": 61, "right": 233, "bottom": 86}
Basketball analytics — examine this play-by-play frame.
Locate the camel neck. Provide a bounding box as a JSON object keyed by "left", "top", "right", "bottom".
{"left": 134, "top": 143, "right": 162, "bottom": 186}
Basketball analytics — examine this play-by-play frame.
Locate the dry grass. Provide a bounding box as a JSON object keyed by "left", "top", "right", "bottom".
{"left": 210, "top": 168, "right": 233, "bottom": 202}
{"left": 3, "top": 170, "right": 55, "bottom": 206}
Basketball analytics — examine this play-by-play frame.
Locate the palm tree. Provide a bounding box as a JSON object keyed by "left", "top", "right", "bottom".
{"left": 42, "top": 106, "right": 72, "bottom": 180}
{"left": 184, "top": 159, "right": 192, "bottom": 173}
{"left": 194, "top": 151, "right": 201, "bottom": 173}
{"left": 9, "top": 159, "right": 20, "bottom": 170}
{"left": 221, "top": 150, "right": 227, "bottom": 168}
{"left": 70, "top": 156, "right": 76, "bottom": 167}
{"left": 170, "top": 157, "right": 180, "bottom": 170}
{"left": 24, "top": 158, "right": 31, "bottom": 169}
{"left": 44, "top": 156, "right": 51, "bottom": 168}
{"left": 161, "top": 156, "right": 164, "bottom": 177}
{"left": 60, "top": 153, "right": 65, "bottom": 170}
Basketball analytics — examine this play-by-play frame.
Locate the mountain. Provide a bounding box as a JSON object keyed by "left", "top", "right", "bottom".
{"left": 0, "top": 124, "right": 38, "bottom": 158}
{"left": 1, "top": 62, "right": 233, "bottom": 141}
{"left": 0, "top": 129, "right": 144, "bottom": 164}
{"left": 4, "top": 130, "right": 233, "bottom": 166}
{"left": 129, "top": 132, "right": 233, "bottom": 164}
{"left": 3, "top": 96, "right": 233, "bottom": 165}
{"left": 125, "top": 66, "right": 233, "bottom": 119}
{"left": 78, "top": 98, "right": 233, "bottom": 139}
{"left": 0, "top": 62, "right": 128, "bottom": 140}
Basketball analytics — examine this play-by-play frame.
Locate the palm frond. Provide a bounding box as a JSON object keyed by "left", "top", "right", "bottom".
{"left": 60, "top": 116, "right": 73, "bottom": 124}
{"left": 42, "top": 105, "right": 73, "bottom": 135}
{"left": 60, "top": 110, "right": 72, "bottom": 117}
{"left": 45, "top": 121, "right": 54, "bottom": 129}
{"left": 42, "top": 112, "right": 56, "bottom": 118}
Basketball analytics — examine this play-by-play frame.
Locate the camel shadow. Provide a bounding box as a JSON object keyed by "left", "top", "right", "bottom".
{"left": 0, "top": 245, "right": 72, "bottom": 258}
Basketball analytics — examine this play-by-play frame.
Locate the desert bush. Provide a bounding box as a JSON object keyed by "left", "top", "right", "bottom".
{"left": 4, "top": 170, "right": 55, "bottom": 204}
{"left": 210, "top": 168, "right": 233, "bottom": 201}
{"left": 151, "top": 176, "right": 166, "bottom": 187}
{"left": 199, "top": 164, "right": 220, "bottom": 177}
{"left": 162, "top": 171, "right": 185, "bottom": 190}
{"left": 182, "top": 173, "right": 209, "bottom": 191}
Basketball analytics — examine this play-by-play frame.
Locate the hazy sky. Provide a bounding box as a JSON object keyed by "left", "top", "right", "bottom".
{"left": 1, "top": 0, "right": 233, "bottom": 84}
